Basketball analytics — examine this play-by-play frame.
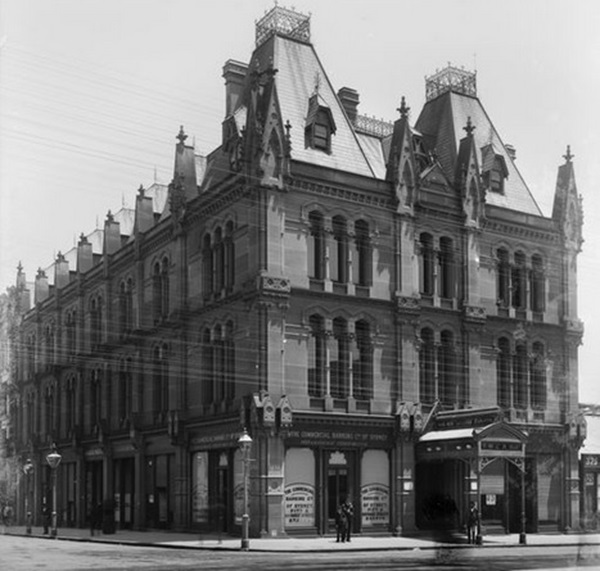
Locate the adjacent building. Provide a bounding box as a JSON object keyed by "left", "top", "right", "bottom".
{"left": 6, "top": 7, "right": 585, "bottom": 537}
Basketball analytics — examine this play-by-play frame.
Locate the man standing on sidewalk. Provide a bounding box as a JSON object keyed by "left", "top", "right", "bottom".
{"left": 342, "top": 498, "right": 354, "bottom": 543}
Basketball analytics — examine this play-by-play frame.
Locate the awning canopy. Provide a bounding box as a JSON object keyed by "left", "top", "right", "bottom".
{"left": 417, "top": 420, "right": 527, "bottom": 464}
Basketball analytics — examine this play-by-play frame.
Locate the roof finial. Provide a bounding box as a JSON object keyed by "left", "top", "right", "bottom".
{"left": 563, "top": 145, "right": 574, "bottom": 163}
{"left": 138, "top": 184, "right": 145, "bottom": 197}
{"left": 177, "top": 125, "right": 188, "bottom": 144}
{"left": 397, "top": 96, "right": 410, "bottom": 119}
{"left": 17, "top": 261, "right": 23, "bottom": 273}
{"left": 464, "top": 116, "right": 475, "bottom": 137}
{"left": 106, "top": 210, "right": 114, "bottom": 222}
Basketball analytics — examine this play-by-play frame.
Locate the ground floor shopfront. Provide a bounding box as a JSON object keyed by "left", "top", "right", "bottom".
{"left": 15, "top": 408, "right": 580, "bottom": 536}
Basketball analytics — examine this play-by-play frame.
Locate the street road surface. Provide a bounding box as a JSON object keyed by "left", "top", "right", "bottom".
{"left": 0, "top": 535, "right": 598, "bottom": 570}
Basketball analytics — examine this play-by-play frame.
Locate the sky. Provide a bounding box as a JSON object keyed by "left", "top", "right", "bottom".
{"left": 0, "top": 0, "right": 599, "bottom": 403}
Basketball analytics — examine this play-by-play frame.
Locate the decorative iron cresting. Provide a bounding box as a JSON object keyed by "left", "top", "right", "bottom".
{"left": 426, "top": 65, "right": 477, "bottom": 101}
{"left": 354, "top": 114, "right": 394, "bottom": 138}
{"left": 255, "top": 6, "right": 311, "bottom": 47}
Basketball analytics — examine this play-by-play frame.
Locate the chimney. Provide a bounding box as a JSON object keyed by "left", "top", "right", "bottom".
{"left": 16, "top": 262, "right": 30, "bottom": 311}
{"left": 103, "top": 210, "right": 121, "bottom": 255}
{"left": 134, "top": 185, "right": 154, "bottom": 234}
{"left": 505, "top": 144, "right": 517, "bottom": 161}
{"left": 222, "top": 59, "right": 248, "bottom": 117}
{"left": 34, "top": 268, "right": 49, "bottom": 304}
{"left": 77, "top": 233, "right": 93, "bottom": 274}
{"left": 54, "top": 251, "right": 70, "bottom": 289}
{"left": 338, "top": 87, "right": 360, "bottom": 123}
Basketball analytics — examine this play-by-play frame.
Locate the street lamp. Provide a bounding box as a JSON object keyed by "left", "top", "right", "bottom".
{"left": 46, "top": 444, "right": 62, "bottom": 537}
{"left": 23, "top": 459, "right": 34, "bottom": 534}
{"left": 238, "top": 428, "right": 252, "bottom": 551}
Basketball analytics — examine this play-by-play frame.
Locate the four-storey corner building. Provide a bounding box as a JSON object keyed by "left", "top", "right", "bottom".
{"left": 8, "top": 7, "right": 585, "bottom": 537}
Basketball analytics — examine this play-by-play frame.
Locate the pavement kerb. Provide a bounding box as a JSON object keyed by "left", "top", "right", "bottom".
{"left": 4, "top": 530, "right": 600, "bottom": 553}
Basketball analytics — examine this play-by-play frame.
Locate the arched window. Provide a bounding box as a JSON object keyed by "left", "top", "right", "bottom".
{"left": 331, "top": 317, "right": 349, "bottom": 399}
{"left": 65, "top": 376, "right": 77, "bottom": 433}
{"left": 497, "top": 248, "right": 510, "bottom": 308}
{"left": 224, "top": 222, "right": 235, "bottom": 291}
{"left": 497, "top": 337, "right": 511, "bottom": 408}
{"left": 354, "top": 220, "right": 372, "bottom": 288}
{"left": 66, "top": 310, "right": 76, "bottom": 357}
{"left": 214, "top": 227, "right": 224, "bottom": 292}
{"left": 45, "top": 385, "right": 54, "bottom": 435}
{"left": 153, "top": 344, "right": 169, "bottom": 415}
{"left": 420, "top": 233, "right": 435, "bottom": 296}
{"left": 26, "top": 334, "right": 35, "bottom": 377}
{"left": 214, "top": 325, "right": 225, "bottom": 402}
{"left": 308, "top": 211, "right": 325, "bottom": 280}
{"left": 531, "top": 255, "right": 545, "bottom": 313}
{"left": 354, "top": 320, "right": 372, "bottom": 400}
{"left": 513, "top": 344, "right": 528, "bottom": 409}
{"left": 161, "top": 258, "right": 169, "bottom": 318}
{"left": 44, "top": 323, "right": 55, "bottom": 369}
{"left": 419, "top": 328, "right": 435, "bottom": 403}
{"left": 202, "top": 234, "right": 213, "bottom": 298}
{"left": 530, "top": 342, "right": 547, "bottom": 409}
{"left": 439, "top": 237, "right": 455, "bottom": 299}
{"left": 90, "top": 369, "right": 102, "bottom": 428}
{"left": 202, "top": 329, "right": 214, "bottom": 404}
{"left": 512, "top": 252, "right": 527, "bottom": 310}
{"left": 439, "top": 330, "right": 456, "bottom": 405}
{"left": 119, "top": 281, "right": 127, "bottom": 337}
{"left": 308, "top": 314, "right": 325, "bottom": 397}
{"left": 224, "top": 321, "right": 235, "bottom": 401}
{"left": 118, "top": 359, "right": 133, "bottom": 423}
{"left": 331, "top": 215, "right": 348, "bottom": 284}
{"left": 90, "top": 298, "right": 102, "bottom": 349}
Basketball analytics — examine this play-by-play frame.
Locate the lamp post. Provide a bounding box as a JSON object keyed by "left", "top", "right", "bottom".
{"left": 238, "top": 428, "right": 252, "bottom": 551}
{"left": 46, "top": 444, "right": 62, "bottom": 537}
{"left": 23, "top": 459, "right": 34, "bottom": 534}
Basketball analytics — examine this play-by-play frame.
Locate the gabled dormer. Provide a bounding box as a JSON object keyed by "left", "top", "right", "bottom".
{"left": 481, "top": 143, "right": 508, "bottom": 194}
{"left": 305, "top": 91, "right": 336, "bottom": 154}
{"left": 456, "top": 117, "right": 484, "bottom": 226}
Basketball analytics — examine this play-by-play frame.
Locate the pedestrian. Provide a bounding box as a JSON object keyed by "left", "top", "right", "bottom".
{"left": 342, "top": 497, "right": 354, "bottom": 542}
{"left": 466, "top": 501, "right": 479, "bottom": 544}
{"left": 90, "top": 502, "right": 101, "bottom": 536}
{"left": 335, "top": 502, "right": 347, "bottom": 543}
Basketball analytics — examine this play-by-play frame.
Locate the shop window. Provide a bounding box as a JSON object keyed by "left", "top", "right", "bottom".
{"left": 497, "top": 337, "right": 511, "bottom": 408}
{"left": 308, "top": 211, "right": 325, "bottom": 280}
{"left": 308, "top": 314, "right": 325, "bottom": 397}
{"left": 419, "top": 233, "right": 435, "bottom": 296}
{"left": 419, "top": 328, "right": 435, "bottom": 403}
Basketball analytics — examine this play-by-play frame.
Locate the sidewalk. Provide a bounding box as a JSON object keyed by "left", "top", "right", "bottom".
{"left": 3, "top": 526, "right": 600, "bottom": 552}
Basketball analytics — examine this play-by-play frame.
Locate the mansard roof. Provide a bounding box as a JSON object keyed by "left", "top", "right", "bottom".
{"left": 236, "top": 31, "right": 377, "bottom": 178}
{"left": 416, "top": 90, "right": 542, "bottom": 216}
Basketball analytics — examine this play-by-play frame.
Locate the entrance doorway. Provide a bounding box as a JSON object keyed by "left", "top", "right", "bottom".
{"left": 325, "top": 450, "right": 354, "bottom": 533}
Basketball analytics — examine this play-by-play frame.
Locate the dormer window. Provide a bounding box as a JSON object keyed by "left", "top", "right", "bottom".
{"left": 305, "top": 94, "right": 336, "bottom": 153}
{"left": 481, "top": 144, "right": 508, "bottom": 194}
